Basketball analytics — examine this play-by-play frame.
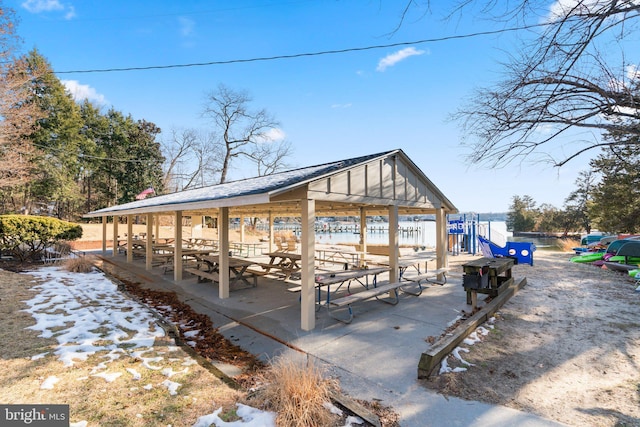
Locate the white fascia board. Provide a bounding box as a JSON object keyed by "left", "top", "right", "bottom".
{"left": 83, "top": 193, "right": 271, "bottom": 218}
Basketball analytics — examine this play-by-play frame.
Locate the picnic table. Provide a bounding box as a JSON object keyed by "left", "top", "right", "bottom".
{"left": 315, "top": 248, "right": 363, "bottom": 269}
{"left": 153, "top": 238, "right": 175, "bottom": 245}
{"left": 314, "top": 266, "right": 429, "bottom": 323}
{"left": 118, "top": 239, "right": 173, "bottom": 258}
{"left": 376, "top": 255, "right": 436, "bottom": 279}
{"left": 230, "top": 241, "right": 264, "bottom": 257}
{"left": 184, "top": 238, "right": 218, "bottom": 250}
{"left": 160, "top": 247, "right": 217, "bottom": 274}
{"left": 254, "top": 252, "right": 302, "bottom": 280}
{"left": 186, "top": 254, "right": 257, "bottom": 288}
{"left": 314, "top": 267, "right": 389, "bottom": 308}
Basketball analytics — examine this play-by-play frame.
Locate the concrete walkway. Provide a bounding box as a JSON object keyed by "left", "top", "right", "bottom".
{"left": 97, "top": 253, "right": 566, "bottom": 427}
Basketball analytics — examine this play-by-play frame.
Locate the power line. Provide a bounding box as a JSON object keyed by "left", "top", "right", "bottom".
{"left": 55, "top": 23, "right": 550, "bottom": 75}
{"left": 29, "top": 142, "right": 153, "bottom": 164}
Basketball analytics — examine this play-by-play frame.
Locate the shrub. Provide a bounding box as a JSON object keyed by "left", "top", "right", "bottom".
{"left": 64, "top": 256, "right": 95, "bottom": 273}
{"left": 0, "top": 215, "right": 83, "bottom": 262}
{"left": 249, "top": 356, "right": 339, "bottom": 427}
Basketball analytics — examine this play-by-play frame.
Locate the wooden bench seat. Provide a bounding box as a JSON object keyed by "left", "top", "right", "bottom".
{"left": 131, "top": 248, "right": 147, "bottom": 258}
{"left": 254, "top": 262, "right": 279, "bottom": 269}
{"left": 162, "top": 258, "right": 199, "bottom": 275}
{"left": 249, "top": 262, "right": 298, "bottom": 279}
{"left": 403, "top": 267, "right": 450, "bottom": 286}
{"left": 245, "top": 267, "right": 271, "bottom": 276}
{"left": 184, "top": 267, "right": 258, "bottom": 288}
{"left": 327, "top": 280, "right": 421, "bottom": 324}
{"left": 184, "top": 267, "right": 220, "bottom": 283}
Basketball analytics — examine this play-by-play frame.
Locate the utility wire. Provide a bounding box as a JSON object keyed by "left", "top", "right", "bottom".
{"left": 29, "top": 142, "right": 153, "bottom": 164}
{"left": 55, "top": 22, "right": 550, "bottom": 74}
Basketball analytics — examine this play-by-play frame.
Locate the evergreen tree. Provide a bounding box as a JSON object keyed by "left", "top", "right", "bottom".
{"left": 117, "top": 118, "right": 164, "bottom": 202}
{"left": 536, "top": 203, "right": 561, "bottom": 233}
{"left": 506, "top": 195, "right": 537, "bottom": 232}
{"left": 90, "top": 109, "right": 164, "bottom": 206}
{"left": 22, "top": 49, "right": 88, "bottom": 217}
{"left": 589, "top": 143, "right": 640, "bottom": 233}
{"left": 563, "top": 170, "right": 596, "bottom": 234}
{"left": 78, "top": 101, "right": 109, "bottom": 211}
{"left": 7, "top": 50, "right": 165, "bottom": 217}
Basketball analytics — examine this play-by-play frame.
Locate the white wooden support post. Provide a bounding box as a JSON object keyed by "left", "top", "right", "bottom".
{"left": 102, "top": 216, "right": 107, "bottom": 254}
{"left": 301, "top": 198, "right": 316, "bottom": 331}
{"left": 435, "top": 207, "right": 448, "bottom": 275}
{"left": 240, "top": 215, "right": 245, "bottom": 242}
{"left": 388, "top": 205, "right": 399, "bottom": 283}
{"left": 126, "top": 215, "right": 133, "bottom": 263}
{"left": 146, "top": 213, "right": 153, "bottom": 271}
{"left": 219, "top": 208, "right": 230, "bottom": 299}
{"left": 174, "top": 211, "right": 183, "bottom": 281}
{"left": 359, "top": 208, "right": 367, "bottom": 267}
{"left": 112, "top": 217, "right": 118, "bottom": 257}
{"left": 155, "top": 216, "right": 160, "bottom": 242}
{"left": 268, "top": 211, "right": 274, "bottom": 253}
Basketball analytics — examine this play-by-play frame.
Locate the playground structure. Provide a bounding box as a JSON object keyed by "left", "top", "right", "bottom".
{"left": 477, "top": 235, "right": 535, "bottom": 266}
{"left": 448, "top": 215, "right": 536, "bottom": 266}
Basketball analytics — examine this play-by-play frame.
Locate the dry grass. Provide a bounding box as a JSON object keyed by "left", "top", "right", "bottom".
{"left": 63, "top": 255, "right": 95, "bottom": 273}
{"left": 2, "top": 338, "right": 242, "bottom": 426}
{"left": 249, "top": 356, "right": 339, "bottom": 427}
{"left": 557, "top": 238, "right": 578, "bottom": 252}
{"left": 0, "top": 269, "right": 244, "bottom": 426}
{"left": 53, "top": 241, "right": 72, "bottom": 255}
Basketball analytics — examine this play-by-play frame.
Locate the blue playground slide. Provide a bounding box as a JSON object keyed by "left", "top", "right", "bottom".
{"left": 477, "top": 235, "right": 536, "bottom": 266}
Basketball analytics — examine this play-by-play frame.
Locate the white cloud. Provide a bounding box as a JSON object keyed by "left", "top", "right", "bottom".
{"left": 64, "top": 4, "right": 76, "bottom": 19}
{"left": 544, "top": 0, "right": 617, "bottom": 23}
{"left": 376, "top": 47, "right": 427, "bottom": 72}
{"left": 22, "top": 0, "right": 63, "bottom": 13}
{"left": 331, "top": 103, "right": 352, "bottom": 109}
{"left": 178, "top": 16, "right": 195, "bottom": 37}
{"left": 62, "top": 80, "right": 106, "bottom": 105}
{"left": 606, "top": 64, "right": 640, "bottom": 94}
{"left": 258, "top": 128, "right": 286, "bottom": 143}
{"left": 22, "top": 0, "right": 75, "bottom": 19}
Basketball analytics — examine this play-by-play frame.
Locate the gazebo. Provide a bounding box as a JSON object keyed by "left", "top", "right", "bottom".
{"left": 84, "top": 149, "right": 458, "bottom": 330}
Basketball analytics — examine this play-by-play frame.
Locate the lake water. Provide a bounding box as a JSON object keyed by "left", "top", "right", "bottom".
{"left": 311, "top": 220, "right": 567, "bottom": 252}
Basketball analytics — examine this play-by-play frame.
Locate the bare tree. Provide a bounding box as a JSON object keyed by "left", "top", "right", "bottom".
{"left": 247, "top": 139, "right": 293, "bottom": 176}
{"left": 161, "top": 128, "right": 223, "bottom": 191}
{"left": 448, "top": 0, "right": 640, "bottom": 168}
{"left": 161, "top": 127, "right": 201, "bottom": 191}
{"left": 388, "top": 0, "right": 640, "bottom": 168}
{"left": 185, "top": 130, "right": 224, "bottom": 189}
{"left": 0, "top": 7, "right": 44, "bottom": 190}
{"left": 201, "top": 84, "right": 291, "bottom": 183}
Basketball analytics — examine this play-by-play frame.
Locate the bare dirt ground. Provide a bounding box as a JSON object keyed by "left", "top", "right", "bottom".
{"left": 423, "top": 250, "right": 640, "bottom": 427}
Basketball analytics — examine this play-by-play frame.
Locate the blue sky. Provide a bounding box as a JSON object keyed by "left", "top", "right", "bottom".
{"left": 8, "top": 0, "right": 595, "bottom": 213}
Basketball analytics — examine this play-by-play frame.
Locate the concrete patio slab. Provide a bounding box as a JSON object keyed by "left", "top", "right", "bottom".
{"left": 96, "top": 252, "right": 565, "bottom": 427}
